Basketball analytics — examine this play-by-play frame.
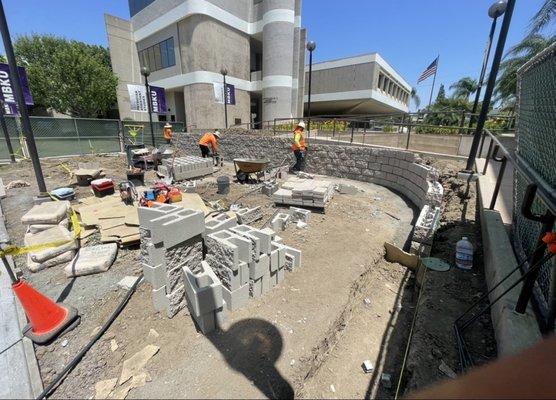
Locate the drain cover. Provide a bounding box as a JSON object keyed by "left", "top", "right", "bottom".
{"left": 422, "top": 257, "right": 451, "bottom": 272}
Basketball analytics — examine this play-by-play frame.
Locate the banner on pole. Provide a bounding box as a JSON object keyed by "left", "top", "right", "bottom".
{"left": 0, "top": 63, "right": 34, "bottom": 116}
{"left": 213, "top": 82, "right": 236, "bottom": 105}
{"left": 127, "top": 84, "right": 167, "bottom": 114}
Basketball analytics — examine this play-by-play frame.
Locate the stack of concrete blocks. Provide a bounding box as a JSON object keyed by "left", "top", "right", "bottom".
{"left": 21, "top": 201, "right": 78, "bottom": 272}
{"left": 235, "top": 206, "right": 263, "bottom": 225}
{"left": 271, "top": 213, "right": 291, "bottom": 232}
{"left": 161, "top": 156, "right": 213, "bottom": 181}
{"left": 138, "top": 203, "right": 205, "bottom": 318}
{"left": 273, "top": 178, "right": 335, "bottom": 208}
{"left": 183, "top": 260, "right": 227, "bottom": 333}
{"left": 205, "top": 212, "right": 238, "bottom": 235}
{"left": 413, "top": 205, "right": 441, "bottom": 246}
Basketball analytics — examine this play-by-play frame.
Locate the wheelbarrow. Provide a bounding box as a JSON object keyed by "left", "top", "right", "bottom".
{"left": 233, "top": 158, "right": 271, "bottom": 183}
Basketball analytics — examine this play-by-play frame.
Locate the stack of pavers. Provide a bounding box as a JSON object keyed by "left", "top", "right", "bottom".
{"left": 160, "top": 156, "right": 213, "bottom": 181}
{"left": 138, "top": 204, "right": 301, "bottom": 334}
{"left": 273, "top": 177, "right": 335, "bottom": 208}
{"left": 21, "top": 201, "right": 78, "bottom": 272}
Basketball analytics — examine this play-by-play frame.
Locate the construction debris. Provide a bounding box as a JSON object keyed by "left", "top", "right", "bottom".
{"left": 74, "top": 162, "right": 104, "bottom": 186}
{"left": 119, "top": 345, "right": 159, "bottom": 385}
{"left": 337, "top": 183, "right": 358, "bottom": 194}
{"left": 117, "top": 276, "right": 140, "bottom": 291}
{"left": 362, "top": 360, "right": 374, "bottom": 373}
{"left": 5, "top": 180, "right": 30, "bottom": 190}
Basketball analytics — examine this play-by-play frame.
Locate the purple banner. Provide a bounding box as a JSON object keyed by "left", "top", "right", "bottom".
{"left": 150, "top": 86, "right": 167, "bottom": 114}
{"left": 225, "top": 83, "right": 235, "bottom": 105}
{"left": 0, "top": 63, "right": 34, "bottom": 116}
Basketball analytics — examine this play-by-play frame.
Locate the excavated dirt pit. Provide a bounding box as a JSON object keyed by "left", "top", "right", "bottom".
{"left": 0, "top": 155, "right": 418, "bottom": 399}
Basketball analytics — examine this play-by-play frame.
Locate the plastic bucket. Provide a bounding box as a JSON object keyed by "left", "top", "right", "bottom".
{"left": 217, "top": 176, "right": 230, "bottom": 194}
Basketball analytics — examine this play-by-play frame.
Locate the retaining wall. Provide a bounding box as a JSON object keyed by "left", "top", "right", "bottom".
{"left": 175, "top": 132, "right": 443, "bottom": 256}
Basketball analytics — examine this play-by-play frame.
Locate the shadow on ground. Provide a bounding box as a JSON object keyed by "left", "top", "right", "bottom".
{"left": 208, "top": 318, "right": 294, "bottom": 399}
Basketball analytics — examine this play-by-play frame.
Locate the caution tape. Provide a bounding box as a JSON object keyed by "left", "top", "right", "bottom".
{"left": 0, "top": 194, "right": 82, "bottom": 258}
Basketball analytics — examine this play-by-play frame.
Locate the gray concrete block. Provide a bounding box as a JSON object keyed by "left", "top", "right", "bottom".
{"left": 205, "top": 213, "right": 237, "bottom": 235}
{"left": 337, "top": 183, "right": 358, "bottom": 195}
{"left": 144, "top": 208, "right": 205, "bottom": 247}
{"left": 282, "top": 245, "right": 302, "bottom": 270}
{"left": 236, "top": 206, "right": 263, "bottom": 225}
{"left": 229, "top": 225, "right": 262, "bottom": 261}
{"left": 271, "top": 212, "right": 291, "bottom": 232}
{"left": 222, "top": 284, "right": 250, "bottom": 311}
{"left": 152, "top": 284, "right": 186, "bottom": 318}
{"left": 210, "top": 229, "right": 252, "bottom": 263}
{"left": 249, "top": 277, "right": 263, "bottom": 298}
{"left": 261, "top": 273, "right": 271, "bottom": 295}
{"left": 290, "top": 207, "right": 311, "bottom": 223}
{"left": 248, "top": 253, "right": 270, "bottom": 280}
{"left": 183, "top": 261, "right": 223, "bottom": 318}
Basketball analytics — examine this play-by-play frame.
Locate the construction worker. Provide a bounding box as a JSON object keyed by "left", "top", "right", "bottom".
{"left": 199, "top": 130, "right": 220, "bottom": 158}
{"left": 163, "top": 122, "right": 173, "bottom": 143}
{"left": 291, "top": 121, "right": 306, "bottom": 172}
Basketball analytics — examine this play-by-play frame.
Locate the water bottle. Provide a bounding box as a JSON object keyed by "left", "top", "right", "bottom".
{"left": 456, "top": 237, "right": 474, "bottom": 270}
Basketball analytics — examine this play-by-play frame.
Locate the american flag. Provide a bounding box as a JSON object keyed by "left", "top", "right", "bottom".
{"left": 418, "top": 57, "right": 439, "bottom": 83}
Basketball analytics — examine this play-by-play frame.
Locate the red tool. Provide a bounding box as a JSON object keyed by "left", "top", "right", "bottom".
{"left": 91, "top": 178, "right": 115, "bottom": 197}
{"left": 542, "top": 232, "right": 556, "bottom": 254}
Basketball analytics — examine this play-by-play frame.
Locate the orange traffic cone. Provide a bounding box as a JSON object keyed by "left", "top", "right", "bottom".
{"left": 12, "top": 279, "right": 79, "bottom": 344}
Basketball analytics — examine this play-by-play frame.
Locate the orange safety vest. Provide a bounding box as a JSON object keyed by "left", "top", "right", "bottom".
{"left": 199, "top": 132, "right": 218, "bottom": 153}
{"left": 163, "top": 126, "right": 173, "bottom": 140}
{"left": 291, "top": 128, "right": 306, "bottom": 151}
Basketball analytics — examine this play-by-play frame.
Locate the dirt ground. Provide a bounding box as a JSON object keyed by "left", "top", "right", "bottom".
{"left": 0, "top": 154, "right": 419, "bottom": 399}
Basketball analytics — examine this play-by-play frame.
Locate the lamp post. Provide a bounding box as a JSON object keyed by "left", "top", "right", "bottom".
{"left": 0, "top": 0, "right": 46, "bottom": 192}
{"left": 0, "top": 100, "right": 15, "bottom": 163}
{"left": 306, "top": 41, "right": 316, "bottom": 133}
{"left": 465, "top": 0, "right": 515, "bottom": 172}
{"left": 141, "top": 66, "right": 156, "bottom": 147}
{"left": 468, "top": 0, "right": 507, "bottom": 130}
{"left": 221, "top": 68, "right": 228, "bottom": 129}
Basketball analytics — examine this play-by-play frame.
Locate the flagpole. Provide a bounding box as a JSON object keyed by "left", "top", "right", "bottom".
{"left": 427, "top": 56, "right": 439, "bottom": 107}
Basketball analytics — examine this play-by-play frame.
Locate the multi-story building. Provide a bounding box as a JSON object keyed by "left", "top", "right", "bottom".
{"left": 105, "top": 0, "right": 306, "bottom": 129}
{"left": 304, "top": 53, "right": 411, "bottom": 116}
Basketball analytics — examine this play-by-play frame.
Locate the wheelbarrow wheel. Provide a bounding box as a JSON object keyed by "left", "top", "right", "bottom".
{"left": 236, "top": 170, "right": 248, "bottom": 183}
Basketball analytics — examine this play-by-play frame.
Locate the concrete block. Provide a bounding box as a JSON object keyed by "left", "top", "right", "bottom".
{"left": 271, "top": 213, "right": 291, "bottom": 232}
{"left": 183, "top": 261, "right": 223, "bottom": 317}
{"left": 228, "top": 226, "right": 261, "bottom": 261}
{"left": 261, "top": 273, "right": 271, "bottom": 295}
{"left": 271, "top": 242, "right": 286, "bottom": 270}
{"left": 248, "top": 253, "right": 270, "bottom": 280}
{"left": 205, "top": 213, "right": 237, "bottom": 235}
{"left": 142, "top": 208, "right": 205, "bottom": 247}
{"left": 413, "top": 205, "right": 441, "bottom": 245}
{"left": 290, "top": 207, "right": 311, "bottom": 223}
{"left": 222, "top": 284, "right": 250, "bottom": 311}
{"left": 137, "top": 203, "right": 182, "bottom": 225}
{"left": 250, "top": 277, "right": 263, "bottom": 298}
{"left": 183, "top": 181, "right": 197, "bottom": 193}
{"left": 236, "top": 207, "right": 263, "bottom": 225}
{"left": 262, "top": 182, "right": 279, "bottom": 196}
{"left": 337, "top": 183, "right": 358, "bottom": 195}
{"left": 283, "top": 245, "right": 302, "bottom": 270}
{"left": 210, "top": 230, "right": 252, "bottom": 263}
{"left": 64, "top": 243, "right": 118, "bottom": 277}
{"left": 152, "top": 284, "right": 186, "bottom": 318}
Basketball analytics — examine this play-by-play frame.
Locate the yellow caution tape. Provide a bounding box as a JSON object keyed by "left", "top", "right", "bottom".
{"left": 0, "top": 194, "right": 83, "bottom": 258}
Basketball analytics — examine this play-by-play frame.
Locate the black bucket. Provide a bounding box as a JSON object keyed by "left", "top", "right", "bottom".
{"left": 217, "top": 176, "right": 230, "bottom": 194}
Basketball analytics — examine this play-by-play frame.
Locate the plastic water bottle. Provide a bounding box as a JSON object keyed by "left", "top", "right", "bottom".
{"left": 456, "top": 237, "right": 474, "bottom": 270}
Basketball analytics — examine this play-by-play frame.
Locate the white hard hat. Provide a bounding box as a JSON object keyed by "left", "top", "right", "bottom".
{"left": 214, "top": 131, "right": 221, "bottom": 138}
{"left": 164, "top": 122, "right": 172, "bottom": 127}
{"left": 297, "top": 121, "right": 306, "bottom": 129}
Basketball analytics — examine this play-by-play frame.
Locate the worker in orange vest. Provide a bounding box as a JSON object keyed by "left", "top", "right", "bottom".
{"left": 199, "top": 130, "right": 220, "bottom": 158}
{"left": 291, "top": 121, "right": 306, "bottom": 172}
{"left": 163, "top": 122, "right": 173, "bottom": 143}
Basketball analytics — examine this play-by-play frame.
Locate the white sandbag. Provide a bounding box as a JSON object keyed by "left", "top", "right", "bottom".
{"left": 24, "top": 225, "right": 78, "bottom": 263}
{"left": 28, "top": 218, "right": 70, "bottom": 234}
{"left": 27, "top": 250, "right": 76, "bottom": 273}
{"left": 21, "top": 201, "right": 69, "bottom": 225}
{"left": 64, "top": 243, "right": 118, "bottom": 278}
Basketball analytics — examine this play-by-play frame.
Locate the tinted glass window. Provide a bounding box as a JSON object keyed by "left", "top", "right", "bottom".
{"left": 138, "top": 37, "right": 176, "bottom": 72}
{"left": 129, "top": 0, "right": 156, "bottom": 17}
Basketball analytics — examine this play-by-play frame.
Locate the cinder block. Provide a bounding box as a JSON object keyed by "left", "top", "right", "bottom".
{"left": 250, "top": 277, "right": 263, "bottom": 298}
{"left": 271, "top": 242, "right": 286, "bottom": 270}
{"left": 222, "top": 283, "right": 250, "bottom": 311}
{"left": 337, "top": 183, "right": 358, "bottom": 195}
{"left": 210, "top": 230, "right": 252, "bottom": 263}
{"left": 183, "top": 260, "right": 223, "bottom": 317}
{"left": 205, "top": 213, "right": 237, "bottom": 235}
{"left": 229, "top": 226, "right": 262, "bottom": 261}
{"left": 144, "top": 209, "right": 205, "bottom": 248}
{"left": 283, "top": 245, "right": 302, "bottom": 270}
{"left": 236, "top": 207, "right": 263, "bottom": 225}
{"left": 152, "top": 284, "right": 186, "bottom": 318}
{"left": 271, "top": 213, "right": 291, "bottom": 232}
{"left": 249, "top": 253, "right": 270, "bottom": 280}
{"left": 261, "top": 273, "right": 271, "bottom": 295}
{"left": 290, "top": 207, "right": 311, "bottom": 223}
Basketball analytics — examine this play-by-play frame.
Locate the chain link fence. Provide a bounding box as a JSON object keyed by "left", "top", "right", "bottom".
{"left": 513, "top": 42, "right": 556, "bottom": 324}
{"left": 0, "top": 116, "right": 185, "bottom": 160}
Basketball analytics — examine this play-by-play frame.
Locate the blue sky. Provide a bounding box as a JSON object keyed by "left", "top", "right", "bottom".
{"left": 0, "top": 0, "right": 547, "bottom": 108}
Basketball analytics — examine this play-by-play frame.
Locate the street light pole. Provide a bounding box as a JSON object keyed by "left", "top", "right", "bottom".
{"left": 221, "top": 68, "right": 228, "bottom": 129}
{"left": 468, "top": 0, "right": 507, "bottom": 129}
{"left": 465, "top": 0, "right": 515, "bottom": 172}
{"left": 141, "top": 66, "right": 156, "bottom": 147}
{"left": 0, "top": 100, "right": 15, "bottom": 163}
{"left": 0, "top": 0, "right": 46, "bottom": 192}
{"left": 306, "top": 41, "right": 316, "bottom": 133}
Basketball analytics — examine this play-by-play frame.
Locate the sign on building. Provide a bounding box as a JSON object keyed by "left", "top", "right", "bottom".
{"left": 0, "top": 63, "right": 34, "bottom": 116}
{"left": 127, "top": 84, "right": 167, "bottom": 114}
{"left": 213, "top": 82, "right": 236, "bottom": 105}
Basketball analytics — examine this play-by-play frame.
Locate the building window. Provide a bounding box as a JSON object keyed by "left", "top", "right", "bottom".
{"left": 139, "top": 37, "right": 176, "bottom": 72}
{"left": 378, "top": 74, "right": 384, "bottom": 91}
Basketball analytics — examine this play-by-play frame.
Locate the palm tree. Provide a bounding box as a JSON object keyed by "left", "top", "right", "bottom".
{"left": 410, "top": 87, "right": 420, "bottom": 109}
{"left": 449, "top": 77, "right": 478, "bottom": 100}
{"left": 495, "top": 34, "right": 556, "bottom": 103}
{"left": 529, "top": 0, "right": 556, "bottom": 35}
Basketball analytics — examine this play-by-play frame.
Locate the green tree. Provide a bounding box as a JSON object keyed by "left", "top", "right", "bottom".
{"left": 410, "top": 87, "right": 420, "bottom": 109}
{"left": 12, "top": 34, "right": 117, "bottom": 118}
{"left": 529, "top": 0, "right": 556, "bottom": 35}
{"left": 436, "top": 84, "right": 446, "bottom": 102}
{"left": 449, "top": 77, "right": 478, "bottom": 100}
{"left": 496, "top": 34, "right": 556, "bottom": 104}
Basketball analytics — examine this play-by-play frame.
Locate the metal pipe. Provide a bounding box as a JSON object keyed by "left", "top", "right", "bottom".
{"left": 306, "top": 44, "right": 315, "bottom": 133}
{"left": 405, "top": 122, "right": 412, "bottom": 150}
{"left": 489, "top": 156, "right": 507, "bottom": 209}
{"left": 465, "top": 0, "right": 515, "bottom": 171}
{"left": 0, "top": 1, "right": 46, "bottom": 192}
{"left": 482, "top": 140, "right": 495, "bottom": 175}
{"left": 2, "top": 256, "right": 18, "bottom": 284}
